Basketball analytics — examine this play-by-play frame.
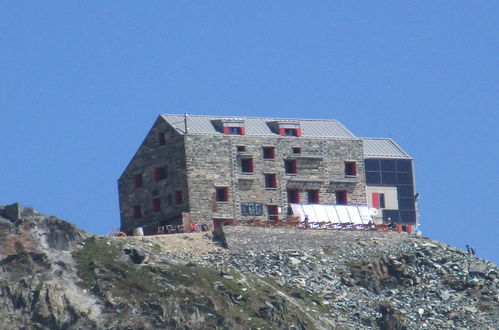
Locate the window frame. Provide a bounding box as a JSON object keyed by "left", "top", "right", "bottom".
{"left": 307, "top": 189, "right": 320, "bottom": 203}
{"left": 284, "top": 159, "right": 297, "bottom": 174}
{"left": 345, "top": 161, "right": 357, "bottom": 176}
{"left": 175, "top": 191, "right": 183, "bottom": 205}
{"left": 133, "top": 205, "right": 142, "bottom": 219}
{"left": 241, "top": 158, "right": 254, "bottom": 173}
{"left": 134, "top": 173, "right": 143, "bottom": 188}
{"left": 155, "top": 166, "right": 168, "bottom": 181}
{"left": 262, "top": 146, "right": 275, "bottom": 159}
{"left": 267, "top": 205, "right": 279, "bottom": 221}
{"left": 264, "top": 173, "right": 277, "bottom": 189}
{"left": 215, "top": 187, "right": 229, "bottom": 202}
{"left": 335, "top": 190, "right": 348, "bottom": 205}
{"left": 158, "top": 132, "right": 166, "bottom": 146}
{"left": 152, "top": 198, "right": 161, "bottom": 213}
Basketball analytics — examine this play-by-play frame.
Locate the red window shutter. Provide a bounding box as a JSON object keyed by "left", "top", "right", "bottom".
{"left": 223, "top": 127, "right": 229, "bottom": 135}
{"left": 223, "top": 188, "right": 228, "bottom": 201}
{"left": 270, "top": 147, "right": 275, "bottom": 158}
{"left": 292, "top": 160, "right": 297, "bottom": 173}
{"left": 352, "top": 162, "right": 357, "bottom": 175}
{"left": 279, "top": 128, "right": 285, "bottom": 136}
{"left": 314, "top": 190, "right": 319, "bottom": 203}
{"left": 272, "top": 174, "right": 277, "bottom": 187}
{"left": 296, "top": 128, "right": 302, "bottom": 137}
{"left": 240, "top": 127, "right": 246, "bottom": 135}
{"left": 152, "top": 198, "right": 161, "bottom": 212}
{"left": 372, "top": 193, "right": 380, "bottom": 208}
{"left": 249, "top": 159, "right": 254, "bottom": 172}
{"left": 295, "top": 190, "right": 300, "bottom": 203}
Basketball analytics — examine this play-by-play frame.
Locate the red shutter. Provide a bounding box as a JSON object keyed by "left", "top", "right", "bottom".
{"left": 279, "top": 128, "right": 285, "bottom": 136}
{"left": 292, "top": 160, "right": 297, "bottom": 173}
{"left": 372, "top": 193, "right": 380, "bottom": 208}
{"left": 272, "top": 174, "right": 277, "bottom": 187}
{"left": 223, "top": 127, "right": 229, "bottom": 135}
{"left": 223, "top": 188, "right": 229, "bottom": 201}
{"left": 296, "top": 128, "right": 302, "bottom": 137}
{"left": 352, "top": 162, "right": 357, "bottom": 175}
{"left": 249, "top": 159, "right": 254, "bottom": 172}
{"left": 270, "top": 147, "right": 275, "bottom": 158}
{"left": 175, "top": 191, "right": 183, "bottom": 205}
{"left": 240, "top": 127, "right": 246, "bottom": 135}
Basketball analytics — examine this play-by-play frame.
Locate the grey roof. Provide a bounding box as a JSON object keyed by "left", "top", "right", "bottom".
{"left": 160, "top": 114, "right": 356, "bottom": 138}
{"left": 362, "top": 138, "right": 412, "bottom": 159}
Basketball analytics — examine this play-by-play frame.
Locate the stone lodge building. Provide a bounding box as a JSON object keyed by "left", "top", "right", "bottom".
{"left": 118, "top": 114, "right": 417, "bottom": 235}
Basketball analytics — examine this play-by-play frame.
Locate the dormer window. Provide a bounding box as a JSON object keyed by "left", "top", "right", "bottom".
{"left": 213, "top": 119, "right": 246, "bottom": 135}
{"left": 267, "top": 120, "right": 302, "bottom": 137}
{"left": 225, "top": 126, "right": 245, "bottom": 135}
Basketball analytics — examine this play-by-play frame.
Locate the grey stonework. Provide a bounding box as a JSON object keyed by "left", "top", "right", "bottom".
{"left": 118, "top": 116, "right": 370, "bottom": 234}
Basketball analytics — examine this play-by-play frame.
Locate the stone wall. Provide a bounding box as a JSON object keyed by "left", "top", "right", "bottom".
{"left": 184, "top": 134, "right": 367, "bottom": 224}
{"left": 118, "top": 117, "right": 189, "bottom": 234}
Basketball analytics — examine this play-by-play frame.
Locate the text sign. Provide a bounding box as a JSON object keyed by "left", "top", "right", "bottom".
{"left": 241, "top": 202, "right": 263, "bottom": 216}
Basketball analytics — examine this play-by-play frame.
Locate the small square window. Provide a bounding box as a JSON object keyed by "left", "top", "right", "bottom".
{"left": 134, "top": 173, "right": 143, "bottom": 188}
{"left": 237, "top": 146, "right": 246, "bottom": 152}
{"left": 263, "top": 147, "right": 275, "bottom": 159}
{"left": 241, "top": 158, "right": 254, "bottom": 173}
{"left": 267, "top": 205, "right": 279, "bottom": 221}
{"left": 215, "top": 187, "right": 229, "bottom": 202}
{"left": 335, "top": 190, "right": 348, "bottom": 205}
{"left": 284, "top": 159, "right": 297, "bottom": 174}
{"left": 133, "top": 205, "right": 142, "bottom": 219}
{"left": 152, "top": 198, "right": 161, "bottom": 212}
{"left": 307, "top": 190, "right": 320, "bottom": 203}
{"left": 225, "top": 126, "right": 245, "bottom": 135}
{"left": 345, "top": 161, "right": 357, "bottom": 176}
{"left": 264, "top": 174, "right": 277, "bottom": 188}
{"left": 158, "top": 132, "right": 166, "bottom": 146}
{"left": 155, "top": 167, "right": 168, "bottom": 181}
{"left": 292, "top": 147, "right": 301, "bottom": 154}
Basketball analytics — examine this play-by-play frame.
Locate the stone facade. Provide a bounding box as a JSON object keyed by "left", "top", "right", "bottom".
{"left": 118, "top": 115, "right": 416, "bottom": 234}
{"left": 118, "top": 117, "right": 189, "bottom": 234}
{"left": 184, "top": 135, "right": 366, "bottom": 224}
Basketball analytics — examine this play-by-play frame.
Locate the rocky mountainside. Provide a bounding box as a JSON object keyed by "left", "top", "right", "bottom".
{"left": 0, "top": 204, "right": 497, "bottom": 329}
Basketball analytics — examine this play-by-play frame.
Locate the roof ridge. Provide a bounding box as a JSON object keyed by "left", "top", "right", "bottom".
{"left": 161, "top": 113, "right": 342, "bottom": 122}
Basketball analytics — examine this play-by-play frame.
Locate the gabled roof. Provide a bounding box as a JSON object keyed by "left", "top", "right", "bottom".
{"left": 160, "top": 114, "right": 357, "bottom": 138}
{"left": 362, "top": 138, "right": 412, "bottom": 159}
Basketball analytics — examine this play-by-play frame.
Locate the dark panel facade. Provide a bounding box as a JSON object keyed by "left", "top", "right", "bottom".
{"left": 365, "top": 158, "right": 417, "bottom": 224}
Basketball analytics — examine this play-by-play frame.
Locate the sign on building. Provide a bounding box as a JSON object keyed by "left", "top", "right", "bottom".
{"left": 241, "top": 202, "right": 263, "bottom": 216}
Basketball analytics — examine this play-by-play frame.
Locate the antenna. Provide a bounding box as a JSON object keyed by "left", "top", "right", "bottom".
{"left": 184, "top": 113, "right": 188, "bottom": 134}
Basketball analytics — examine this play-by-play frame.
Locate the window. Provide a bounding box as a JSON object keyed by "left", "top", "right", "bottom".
{"left": 155, "top": 166, "right": 168, "bottom": 181}
{"left": 215, "top": 187, "right": 229, "bottom": 202}
{"left": 133, "top": 205, "right": 142, "bottom": 219}
{"left": 267, "top": 205, "right": 279, "bottom": 221}
{"left": 287, "top": 189, "right": 300, "bottom": 203}
{"left": 264, "top": 174, "right": 277, "bottom": 188}
{"left": 279, "top": 128, "right": 302, "bottom": 136}
{"left": 175, "top": 191, "right": 183, "bottom": 205}
{"left": 241, "top": 158, "right": 254, "bottom": 173}
{"left": 345, "top": 161, "right": 357, "bottom": 176}
{"left": 335, "top": 190, "right": 347, "bottom": 205}
{"left": 372, "top": 193, "right": 386, "bottom": 208}
{"left": 237, "top": 145, "right": 246, "bottom": 152}
{"left": 307, "top": 190, "right": 320, "bottom": 203}
{"left": 284, "top": 159, "right": 297, "bottom": 174}
{"left": 262, "top": 146, "right": 275, "bottom": 159}
{"left": 292, "top": 147, "right": 301, "bottom": 154}
{"left": 152, "top": 198, "right": 161, "bottom": 212}
{"left": 158, "top": 132, "right": 166, "bottom": 146}
{"left": 224, "top": 126, "right": 245, "bottom": 135}
{"left": 134, "top": 174, "right": 143, "bottom": 188}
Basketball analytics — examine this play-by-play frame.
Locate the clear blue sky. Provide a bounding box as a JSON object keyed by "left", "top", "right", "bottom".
{"left": 1, "top": 2, "right": 497, "bottom": 263}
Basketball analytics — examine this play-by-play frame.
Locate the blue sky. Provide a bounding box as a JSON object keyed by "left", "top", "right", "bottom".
{"left": 1, "top": 2, "right": 497, "bottom": 263}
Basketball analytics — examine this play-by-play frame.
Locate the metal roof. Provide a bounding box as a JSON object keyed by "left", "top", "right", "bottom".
{"left": 362, "top": 138, "right": 412, "bottom": 159}
{"left": 160, "top": 114, "right": 356, "bottom": 138}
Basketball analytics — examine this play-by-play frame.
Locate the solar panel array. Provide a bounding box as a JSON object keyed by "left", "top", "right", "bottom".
{"left": 290, "top": 204, "right": 373, "bottom": 225}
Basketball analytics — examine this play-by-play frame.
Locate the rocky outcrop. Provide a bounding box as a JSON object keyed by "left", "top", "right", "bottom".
{"left": 0, "top": 205, "right": 497, "bottom": 329}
